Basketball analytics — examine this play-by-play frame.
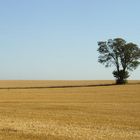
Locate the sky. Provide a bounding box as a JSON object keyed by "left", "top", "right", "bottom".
{"left": 0, "top": 0, "right": 140, "bottom": 80}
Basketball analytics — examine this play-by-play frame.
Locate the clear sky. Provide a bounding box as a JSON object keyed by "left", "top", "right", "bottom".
{"left": 0, "top": 0, "right": 140, "bottom": 80}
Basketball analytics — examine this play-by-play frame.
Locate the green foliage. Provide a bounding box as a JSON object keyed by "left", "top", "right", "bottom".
{"left": 113, "top": 70, "right": 129, "bottom": 84}
{"left": 97, "top": 38, "right": 140, "bottom": 84}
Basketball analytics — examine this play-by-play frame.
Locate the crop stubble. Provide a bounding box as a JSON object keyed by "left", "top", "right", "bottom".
{"left": 0, "top": 80, "right": 140, "bottom": 140}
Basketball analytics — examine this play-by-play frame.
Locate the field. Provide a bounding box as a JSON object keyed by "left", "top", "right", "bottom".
{"left": 0, "top": 80, "right": 140, "bottom": 140}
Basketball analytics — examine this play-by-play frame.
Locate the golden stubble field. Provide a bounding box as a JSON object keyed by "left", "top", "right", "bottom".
{"left": 0, "top": 80, "right": 140, "bottom": 140}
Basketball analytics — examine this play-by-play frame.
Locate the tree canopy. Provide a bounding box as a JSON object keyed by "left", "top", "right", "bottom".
{"left": 97, "top": 38, "right": 140, "bottom": 84}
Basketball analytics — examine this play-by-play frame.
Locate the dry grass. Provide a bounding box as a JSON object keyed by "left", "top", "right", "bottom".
{"left": 0, "top": 80, "right": 140, "bottom": 140}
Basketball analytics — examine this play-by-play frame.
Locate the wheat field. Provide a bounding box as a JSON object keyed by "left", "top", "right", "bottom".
{"left": 0, "top": 80, "right": 140, "bottom": 140}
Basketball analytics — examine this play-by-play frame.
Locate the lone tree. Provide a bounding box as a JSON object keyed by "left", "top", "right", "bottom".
{"left": 97, "top": 38, "right": 140, "bottom": 84}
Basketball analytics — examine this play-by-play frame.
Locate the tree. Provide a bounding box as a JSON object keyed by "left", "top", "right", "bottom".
{"left": 97, "top": 38, "right": 140, "bottom": 84}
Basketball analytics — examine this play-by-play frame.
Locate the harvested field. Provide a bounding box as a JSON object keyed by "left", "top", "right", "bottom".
{"left": 0, "top": 80, "right": 140, "bottom": 140}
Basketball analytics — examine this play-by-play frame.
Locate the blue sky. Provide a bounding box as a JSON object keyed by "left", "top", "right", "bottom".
{"left": 0, "top": 0, "right": 140, "bottom": 80}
